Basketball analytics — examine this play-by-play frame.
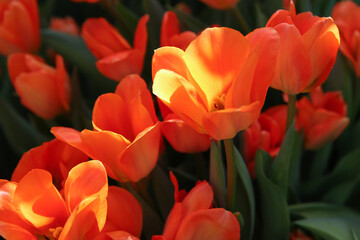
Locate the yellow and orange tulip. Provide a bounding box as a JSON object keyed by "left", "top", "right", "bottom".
{"left": 8, "top": 53, "right": 71, "bottom": 119}
{"left": 153, "top": 27, "right": 280, "bottom": 140}
{"left": 332, "top": 1, "right": 360, "bottom": 76}
{"left": 82, "top": 15, "right": 149, "bottom": 81}
{"left": 52, "top": 75, "right": 161, "bottom": 182}
{"left": 266, "top": 2, "right": 340, "bottom": 94}
{"left": 0, "top": 0, "right": 40, "bottom": 55}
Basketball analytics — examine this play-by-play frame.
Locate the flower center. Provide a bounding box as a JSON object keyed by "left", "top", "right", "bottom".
{"left": 37, "top": 227, "right": 63, "bottom": 240}
{"left": 211, "top": 94, "right": 225, "bottom": 112}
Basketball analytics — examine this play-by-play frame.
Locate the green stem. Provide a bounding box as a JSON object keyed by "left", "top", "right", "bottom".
{"left": 224, "top": 138, "right": 237, "bottom": 211}
{"left": 286, "top": 94, "right": 297, "bottom": 131}
{"left": 231, "top": 6, "right": 251, "bottom": 34}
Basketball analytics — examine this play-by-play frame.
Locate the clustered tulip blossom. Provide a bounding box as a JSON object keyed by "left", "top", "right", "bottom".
{"left": 0, "top": 0, "right": 357, "bottom": 239}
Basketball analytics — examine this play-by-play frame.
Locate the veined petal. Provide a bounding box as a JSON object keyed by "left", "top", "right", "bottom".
{"left": 59, "top": 196, "right": 107, "bottom": 240}
{"left": 119, "top": 123, "right": 161, "bottom": 182}
{"left": 202, "top": 101, "right": 262, "bottom": 140}
{"left": 64, "top": 160, "right": 108, "bottom": 213}
{"left": 152, "top": 46, "right": 188, "bottom": 80}
{"left": 101, "top": 186, "right": 142, "bottom": 237}
{"left": 184, "top": 27, "right": 250, "bottom": 109}
{"left": 271, "top": 23, "right": 311, "bottom": 94}
{"left": 14, "top": 170, "right": 68, "bottom": 233}
{"left": 153, "top": 69, "right": 206, "bottom": 133}
{"left": 174, "top": 209, "right": 240, "bottom": 240}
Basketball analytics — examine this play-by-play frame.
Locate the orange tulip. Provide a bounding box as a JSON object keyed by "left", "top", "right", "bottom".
{"left": 161, "top": 11, "right": 197, "bottom": 50}
{"left": 296, "top": 87, "right": 349, "bottom": 150}
{"left": 0, "top": 0, "right": 40, "bottom": 55}
{"left": 7, "top": 53, "right": 71, "bottom": 119}
{"left": 52, "top": 74, "right": 161, "bottom": 182}
{"left": 11, "top": 139, "right": 88, "bottom": 189}
{"left": 152, "top": 172, "right": 240, "bottom": 240}
{"left": 199, "top": 0, "right": 239, "bottom": 10}
{"left": 0, "top": 161, "right": 107, "bottom": 239}
{"left": 153, "top": 27, "right": 280, "bottom": 140}
{"left": 244, "top": 105, "right": 287, "bottom": 177}
{"left": 332, "top": 1, "right": 360, "bottom": 76}
{"left": 0, "top": 161, "right": 142, "bottom": 240}
{"left": 266, "top": 1, "right": 340, "bottom": 94}
{"left": 82, "top": 15, "right": 149, "bottom": 81}
{"left": 50, "top": 16, "right": 80, "bottom": 36}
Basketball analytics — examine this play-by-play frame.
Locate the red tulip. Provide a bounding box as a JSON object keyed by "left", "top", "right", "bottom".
{"left": 266, "top": 1, "right": 340, "bottom": 94}
{"left": 244, "top": 105, "right": 287, "bottom": 177}
{"left": 52, "top": 75, "right": 161, "bottom": 182}
{"left": 296, "top": 87, "right": 349, "bottom": 150}
{"left": 152, "top": 172, "right": 240, "bottom": 240}
{"left": 8, "top": 53, "right": 71, "bottom": 119}
{"left": 332, "top": 1, "right": 360, "bottom": 76}
{"left": 82, "top": 15, "right": 149, "bottom": 81}
{"left": 0, "top": 0, "right": 40, "bottom": 55}
{"left": 161, "top": 11, "right": 197, "bottom": 50}
{"left": 199, "top": 0, "right": 239, "bottom": 10}
{"left": 11, "top": 139, "right": 88, "bottom": 189}
{"left": 50, "top": 16, "right": 80, "bottom": 36}
{"left": 153, "top": 27, "right": 279, "bottom": 140}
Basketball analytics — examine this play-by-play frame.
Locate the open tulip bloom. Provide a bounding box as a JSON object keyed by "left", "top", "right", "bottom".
{"left": 1, "top": 1, "right": 360, "bottom": 240}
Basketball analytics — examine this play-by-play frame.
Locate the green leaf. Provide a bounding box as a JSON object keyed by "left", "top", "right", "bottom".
{"left": 269, "top": 122, "right": 302, "bottom": 195}
{"left": 0, "top": 99, "right": 45, "bottom": 155}
{"left": 209, "top": 141, "right": 226, "bottom": 208}
{"left": 150, "top": 165, "right": 174, "bottom": 220}
{"left": 301, "top": 147, "right": 360, "bottom": 200}
{"left": 322, "top": 178, "right": 360, "bottom": 204}
{"left": 254, "top": 2, "right": 268, "bottom": 28}
{"left": 168, "top": 7, "right": 208, "bottom": 33}
{"left": 308, "top": 142, "right": 333, "bottom": 179}
{"left": 263, "top": 0, "right": 282, "bottom": 17}
{"left": 233, "top": 145, "right": 255, "bottom": 240}
{"left": 255, "top": 150, "right": 290, "bottom": 240}
{"left": 291, "top": 203, "right": 360, "bottom": 240}
{"left": 41, "top": 30, "right": 115, "bottom": 93}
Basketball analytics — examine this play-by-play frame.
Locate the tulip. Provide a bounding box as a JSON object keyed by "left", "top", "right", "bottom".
{"left": 153, "top": 27, "right": 279, "bottom": 140}
{"left": 296, "top": 87, "right": 349, "bottom": 150}
{"left": 82, "top": 15, "right": 149, "bottom": 81}
{"left": 244, "top": 105, "right": 287, "bottom": 177}
{"left": 199, "top": 0, "right": 239, "bottom": 10}
{"left": 50, "top": 16, "right": 80, "bottom": 36}
{"left": 11, "top": 139, "right": 88, "bottom": 189}
{"left": 161, "top": 11, "right": 197, "bottom": 51}
{"left": 266, "top": 1, "right": 340, "bottom": 94}
{"left": 332, "top": 1, "right": 360, "bottom": 76}
{"left": 0, "top": 161, "right": 142, "bottom": 240}
{"left": 7, "top": 53, "right": 71, "bottom": 119}
{"left": 0, "top": 0, "right": 40, "bottom": 55}
{"left": 52, "top": 74, "right": 161, "bottom": 182}
{"left": 152, "top": 172, "right": 240, "bottom": 240}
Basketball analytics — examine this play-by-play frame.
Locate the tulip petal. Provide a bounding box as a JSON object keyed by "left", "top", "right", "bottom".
{"left": 203, "top": 101, "right": 262, "bottom": 140}
{"left": 119, "top": 123, "right": 161, "bottom": 182}
{"left": 59, "top": 196, "right": 107, "bottom": 240}
{"left": 153, "top": 69, "right": 206, "bottom": 133}
{"left": 55, "top": 55, "right": 71, "bottom": 111}
{"left": 271, "top": 23, "right": 311, "bottom": 94}
{"left": 82, "top": 18, "right": 131, "bottom": 59}
{"left": 94, "top": 231, "right": 139, "bottom": 240}
{"left": 174, "top": 209, "right": 240, "bottom": 240}
{"left": 152, "top": 46, "right": 188, "bottom": 80}
{"left": 102, "top": 186, "right": 142, "bottom": 237}
{"left": 64, "top": 160, "right": 108, "bottom": 213}
{"left": 184, "top": 27, "right": 250, "bottom": 109}
{"left": 161, "top": 116, "right": 211, "bottom": 153}
{"left": 12, "top": 72, "right": 65, "bottom": 119}
{"left": 161, "top": 11, "right": 181, "bottom": 47}
{"left": 133, "top": 15, "right": 149, "bottom": 53}
{"left": 96, "top": 49, "right": 144, "bottom": 81}
{"left": 14, "top": 169, "right": 68, "bottom": 233}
